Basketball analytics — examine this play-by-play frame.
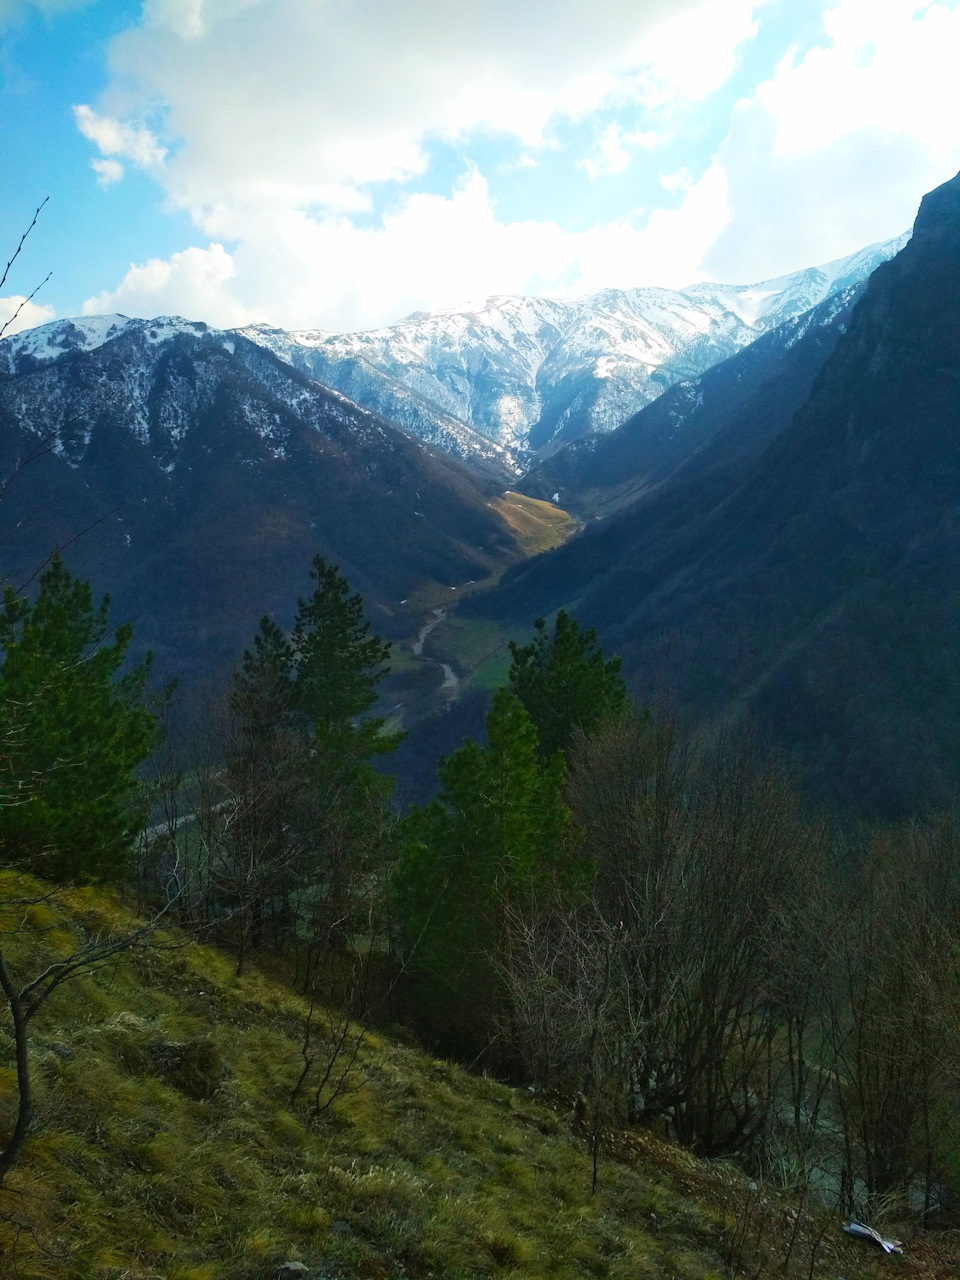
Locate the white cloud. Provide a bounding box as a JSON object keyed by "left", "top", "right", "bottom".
{"left": 704, "top": 0, "right": 960, "bottom": 281}
{"left": 76, "top": 0, "right": 959, "bottom": 331}
{"left": 97, "top": 0, "right": 720, "bottom": 213}
{"left": 91, "top": 158, "right": 125, "bottom": 187}
{"left": 0, "top": 295, "right": 55, "bottom": 336}
{"left": 82, "top": 243, "right": 253, "bottom": 327}
{"left": 579, "top": 124, "right": 660, "bottom": 179}
{"left": 75, "top": 0, "right": 755, "bottom": 326}
{"left": 761, "top": 0, "right": 960, "bottom": 162}
{"left": 501, "top": 154, "right": 540, "bottom": 173}
{"left": 83, "top": 165, "right": 730, "bottom": 331}
{"left": 624, "top": 0, "right": 762, "bottom": 105}
{"left": 73, "top": 105, "right": 167, "bottom": 170}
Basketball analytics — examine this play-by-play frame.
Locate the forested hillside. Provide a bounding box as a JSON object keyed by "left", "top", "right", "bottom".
{"left": 0, "top": 319, "right": 525, "bottom": 690}
{"left": 3, "top": 545, "right": 960, "bottom": 1277}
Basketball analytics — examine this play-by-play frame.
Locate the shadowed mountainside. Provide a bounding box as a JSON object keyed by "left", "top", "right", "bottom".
{"left": 0, "top": 321, "right": 525, "bottom": 690}
{"left": 518, "top": 283, "right": 865, "bottom": 519}
{"left": 467, "top": 171, "right": 960, "bottom": 817}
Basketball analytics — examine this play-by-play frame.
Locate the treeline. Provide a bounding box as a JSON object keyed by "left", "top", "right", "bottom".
{"left": 2, "top": 554, "right": 960, "bottom": 1223}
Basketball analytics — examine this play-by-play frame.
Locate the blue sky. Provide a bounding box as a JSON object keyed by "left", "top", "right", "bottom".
{"left": 2, "top": 0, "right": 959, "bottom": 333}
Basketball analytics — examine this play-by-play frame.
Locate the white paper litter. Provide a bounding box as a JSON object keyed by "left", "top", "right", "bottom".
{"left": 843, "top": 1221, "right": 903, "bottom": 1254}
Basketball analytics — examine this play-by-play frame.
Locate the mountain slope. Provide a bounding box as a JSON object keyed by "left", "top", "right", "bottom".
{"left": 235, "top": 323, "right": 517, "bottom": 475}
{"left": 0, "top": 317, "right": 525, "bottom": 688}
{"left": 12, "top": 871, "right": 902, "bottom": 1280}
{"left": 519, "top": 284, "right": 865, "bottom": 518}
{"left": 240, "top": 236, "right": 906, "bottom": 465}
{"left": 468, "top": 174, "right": 960, "bottom": 817}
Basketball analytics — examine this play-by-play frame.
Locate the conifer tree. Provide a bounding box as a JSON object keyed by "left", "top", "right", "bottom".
{"left": 290, "top": 555, "right": 400, "bottom": 757}
{"left": 233, "top": 556, "right": 400, "bottom": 762}
{"left": 229, "top": 615, "right": 295, "bottom": 746}
{"left": 397, "top": 689, "right": 573, "bottom": 1047}
{"left": 508, "top": 609, "right": 629, "bottom": 758}
{"left": 0, "top": 555, "right": 156, "bottom": 880}
{"left": 220, "top": 557, "right": 400, "bottom": 963}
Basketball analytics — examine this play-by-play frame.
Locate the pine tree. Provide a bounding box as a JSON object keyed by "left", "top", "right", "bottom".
{"left": 221, "top": 557, "right": 400, "bottom": 964}
{"left": 291, "top": 556, "right": 397, "bottom": 752}
{"left": 508, "top": 609, "right": 629, "bottom": 758}
{"left": 0, "top": 555, "right": 156, "bottom": 880}
{"left": 230, "top": 556, "right": 400, "bottom": 778}
{"left": 396, "top": 689, "right": 572, "bottom": 1049}
{"left": 229, "top": 615, "right": 295, "bottom": 746}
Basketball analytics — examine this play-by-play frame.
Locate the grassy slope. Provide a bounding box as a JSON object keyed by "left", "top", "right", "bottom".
{"left": 0, "top": 874, "right": 918, "bottom": 1280}
{"left": 0, "top": 873, "right": 720, "bottom": 1280}
{"left": 489, "top": 494, "right": 581, "bottom": 560}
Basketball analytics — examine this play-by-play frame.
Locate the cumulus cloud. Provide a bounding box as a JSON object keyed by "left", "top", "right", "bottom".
{"left": 83, "top": 165, "right": 730, "bottom": 332}
{"left": 703, "top": 0, "right": 960, "bottom": 281}
{"left": 82, "top": 243, "right": 253, "bottom": 327}
{"left": 623, "top": 0, "right": 762, "bottom": 105}
{"left": 91, "top": 157, "right": 125, "bottom": 186}
{"left": 74, "top": 105, "right": 167, "bottom": 170}
{"left": 73, "top": 0, "right": 959, "bottom": 331}
{"left": 74, "top": 0, "right": 756, "bottom": 325}
{"left": 0, "top": 295, "right": 55, "bottom": 335}
{"left": 579, "top": 125, "right": 660, "bottom": 179}
{"left": 97, "top": 0, "right": 724, "bottom": 213}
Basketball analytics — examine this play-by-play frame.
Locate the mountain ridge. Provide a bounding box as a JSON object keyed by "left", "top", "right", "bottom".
{"left": 0, "top": 319, "right": 528, "bottom": 697}
{"left": 463, "top": 176, "right": 959, "bottom": 816}
{"left": 519, "top": 282, "right": 867, "bottom": 517}
{"left": 4, "top": 233, "right": 907, "bottom": 474}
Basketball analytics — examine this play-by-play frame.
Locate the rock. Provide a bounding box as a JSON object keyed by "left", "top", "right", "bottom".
{"left": 276, "top": 1264, "right": 309, "bottom": 1280}
{"left": 330, "top": 1219, "right": 352, "bottom": 1237}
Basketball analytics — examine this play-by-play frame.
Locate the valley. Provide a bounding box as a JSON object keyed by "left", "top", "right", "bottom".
{"left": 5, "top": 8, "right": 960, "bottom": 1279}
{"left": 0, "top": 204, "right": 947, "bottom": 813}
{"left": 2, "top": 158, "right": 960, "bottom": 1280}
{"left": 384, "top": 491, "right": 579, "bottom": 725}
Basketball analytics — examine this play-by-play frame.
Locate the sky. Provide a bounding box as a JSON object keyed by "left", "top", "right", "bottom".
{"left": 1, "top": 0, "right": 959, "bottom": 335}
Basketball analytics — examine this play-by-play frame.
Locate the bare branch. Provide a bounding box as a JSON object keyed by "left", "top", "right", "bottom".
{"left": 0, "top": 198, "right": 48, "bottom": 295}
{"left": 0, "top": 198, "right": 51, "bottom": 341}
{"left": 0, "top": 274, "right": 53, "bottom": 343}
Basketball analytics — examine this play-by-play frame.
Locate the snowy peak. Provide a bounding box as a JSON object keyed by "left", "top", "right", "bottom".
{"left": 233, "top": 323, "right": 516, "bottom": 473}
{"left": 1, "top": 231, "right": 909, "bottom": 468}
{"left": 242, "top": 232, "right": 908, "bottom": 458}
{"left": 0, "top": 314, "right": 136, "bottom": 367}
{"left": 0, "top": 314, "right": 214, "bottom": 374}
{"left": 680, "top": 234, "right": 911, "bottom": 329}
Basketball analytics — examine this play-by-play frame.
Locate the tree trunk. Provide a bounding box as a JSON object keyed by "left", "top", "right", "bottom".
{"left": 0, "top": 951, "right": 33, "bottom": 1186}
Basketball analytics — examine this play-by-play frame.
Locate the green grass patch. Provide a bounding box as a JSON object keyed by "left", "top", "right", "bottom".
{"left": 423, "top": 617, "right": 507, "bottom": 673}
{"left": 0, "top": 875, "right": 738, "bottom": 1279}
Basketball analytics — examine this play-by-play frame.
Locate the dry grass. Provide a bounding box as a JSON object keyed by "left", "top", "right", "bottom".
{"left": 489, "top": 493, "right": 580, "bottom": 559}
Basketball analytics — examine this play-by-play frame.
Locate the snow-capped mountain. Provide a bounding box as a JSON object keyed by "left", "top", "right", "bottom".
{"left": 0, "top": 314, "right": 209, "bottom": 370}
{"left": 0, "top": 314, "right": 524, "bottom": 686}
{"left": 238, "top": 233, "right": 908, "bottom": 464}
{"left": 467, "top": 171, "right": 960, "bottom": 817}
{"left": 521, "top": 281, "right": 869, "bottom": 517}
{"left": 1, "top": 232, "right": 908, "bottom": 477}
{"left": 234, "top": 323, "right": 513, "bottom": 472}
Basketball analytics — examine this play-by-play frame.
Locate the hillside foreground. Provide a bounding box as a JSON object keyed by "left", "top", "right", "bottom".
{"left": 0, "top": 873, "right": 951, "bottom": 1280}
